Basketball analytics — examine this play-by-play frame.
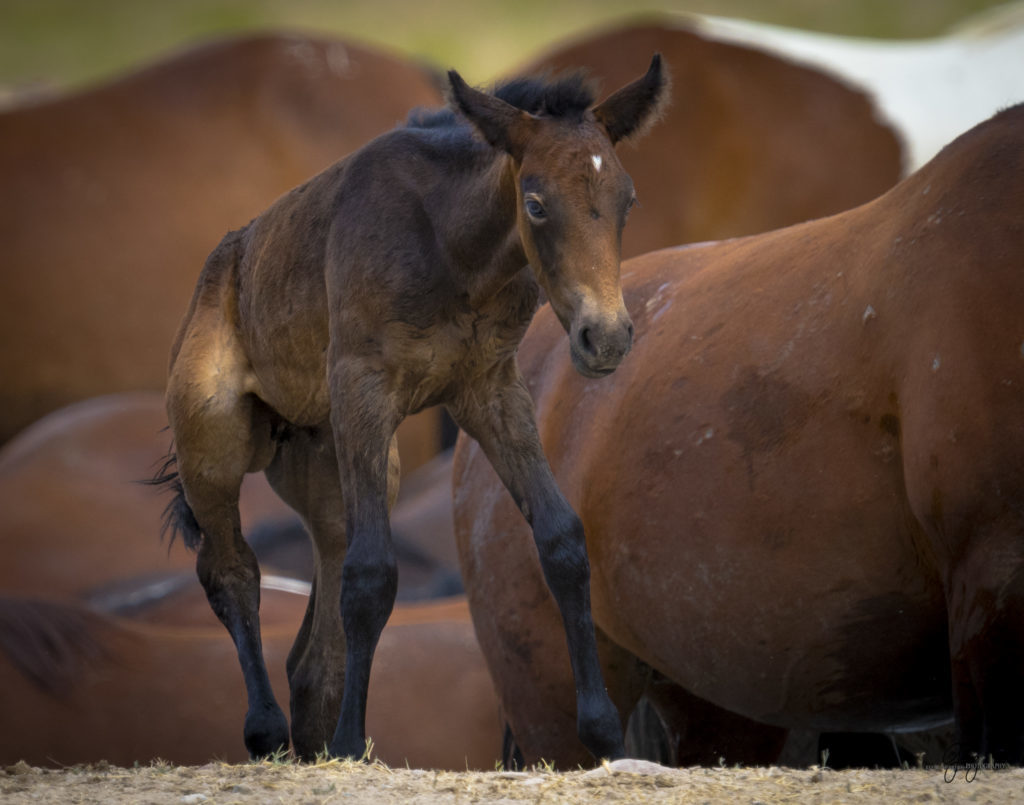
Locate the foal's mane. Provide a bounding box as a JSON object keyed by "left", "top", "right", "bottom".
{"left": 407, "top": 71, "right": 598, "bottom": 130}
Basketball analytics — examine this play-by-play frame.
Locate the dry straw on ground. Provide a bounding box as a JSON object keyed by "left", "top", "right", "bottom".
{"left": 3, "top": 757, "right": 1023, "bottom": 804}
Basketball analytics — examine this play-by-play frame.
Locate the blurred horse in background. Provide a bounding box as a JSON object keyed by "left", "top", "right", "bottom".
{"left": 691, "top": 3, "right": 1024, "bottom": 173}
{"left": 0, "top": 393, "right": 291, "bottom": 600}
{"left": 0, "top": 591, "right": 501, "bottom": 769}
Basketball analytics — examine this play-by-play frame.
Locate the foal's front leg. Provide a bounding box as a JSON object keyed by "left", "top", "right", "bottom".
{"left": 450, "top": 366, "right": 626, "bottom": 762}
{"left": 326, "top": 363, "right": 402, "bottom": 759}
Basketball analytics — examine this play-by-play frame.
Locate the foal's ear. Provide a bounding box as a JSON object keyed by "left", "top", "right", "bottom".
{"left": 448, "top": 70, "right": 534, "bottom": 160}
{"left": 592, "top": 53, "right": 671, "bottom": 145}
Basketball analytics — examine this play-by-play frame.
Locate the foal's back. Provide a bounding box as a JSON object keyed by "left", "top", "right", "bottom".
{"left": 174, "top": 113, "right": 490, "bottom": 430}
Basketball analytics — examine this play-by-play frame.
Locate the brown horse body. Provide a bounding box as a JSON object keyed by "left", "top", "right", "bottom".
{"left": 0, "top": 33, "right": 445, "bottom": 469}
{"left": 0, "top": 592, "right": 500, "bottom": 769}
{"left": 454, "top": 105, "right": 1024, "bottom": 765}
{"left": 160, "top": 61, "right": 669, "bottom": 760}
{"left": 519, "top": 21, "right": 903, "bottom": 257}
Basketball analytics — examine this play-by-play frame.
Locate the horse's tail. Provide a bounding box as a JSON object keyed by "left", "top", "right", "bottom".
{"left": 141, "top": 448, "right": 203, "bottom": 552}
{"left": 0, "top": 596, "right": 114, "bottom": 694}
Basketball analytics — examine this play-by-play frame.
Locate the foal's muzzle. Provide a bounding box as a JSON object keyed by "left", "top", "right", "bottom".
{"left": 569, "top": 312, "right": 635, "bottom": 378}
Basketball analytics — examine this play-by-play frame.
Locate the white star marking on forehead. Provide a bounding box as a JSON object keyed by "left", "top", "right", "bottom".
{"left": 591, "top": 154, "right": 602, "bottom": 173}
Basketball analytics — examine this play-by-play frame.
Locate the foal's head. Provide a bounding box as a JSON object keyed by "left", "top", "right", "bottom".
{"left": 449, "top": 56, "right": 669, "bottom": 378}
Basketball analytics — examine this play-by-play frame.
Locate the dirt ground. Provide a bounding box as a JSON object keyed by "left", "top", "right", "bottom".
{"left": 3, "top": 757, "right": 1023, "bottom": 804}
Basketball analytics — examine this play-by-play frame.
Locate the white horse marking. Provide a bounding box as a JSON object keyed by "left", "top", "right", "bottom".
{"left": 690, "top": 4, "right": 1024, "bottom": 173}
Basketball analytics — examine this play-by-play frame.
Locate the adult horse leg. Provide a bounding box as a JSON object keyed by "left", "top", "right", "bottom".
{"left": 450, "top": 368, "right": 626, "bottom": 762}
{"left": 324, "top": 363, "right": 403, "bottom": 759}
{"left": 637, "top": 673, "right": 788, "bottom": 766}
{"left": 165, "top": 374, "right": 288, "bottom": 757}
{"left": 946, "top": 529, "right": 1024, "bottom": 764}
{"left": 263, "top": 424, "right": 402, "bottom": 760}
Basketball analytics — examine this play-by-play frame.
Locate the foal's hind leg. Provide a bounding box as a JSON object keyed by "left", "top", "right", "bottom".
{"left": 264, "top": 425, "right": 402, "bottom": 760}
{"left": 166, "top": 357, "right": 287, "bottom": 757}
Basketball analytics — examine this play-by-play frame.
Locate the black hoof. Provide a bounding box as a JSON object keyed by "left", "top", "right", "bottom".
{"left": 244, "top": 703, "right": 291, "bottom": 759}
{"left": 328, "top": 733, "right": 371, "bottom": 762}
{"left": 579, "top": 696, "right": 626, "bottom": 762}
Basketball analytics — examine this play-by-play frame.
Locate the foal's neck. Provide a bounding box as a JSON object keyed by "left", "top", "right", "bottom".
{"left": 445, "top": 150, "right": 530, "bottom": 309}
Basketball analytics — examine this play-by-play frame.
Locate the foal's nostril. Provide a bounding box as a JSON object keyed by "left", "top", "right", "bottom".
{"left": 626, "top": 322, "right": 635, "bottom": 343}
{"left": 579, "top": 326, "right": 596, "bottom": 356}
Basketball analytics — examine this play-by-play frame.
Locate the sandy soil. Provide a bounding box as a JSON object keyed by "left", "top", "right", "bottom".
{"left": 3, "top": 757, "right": 1022, "bottom": 804}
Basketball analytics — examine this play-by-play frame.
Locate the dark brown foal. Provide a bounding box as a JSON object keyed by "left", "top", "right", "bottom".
{"left": 157, "top": 57, "right": 668, "bottom": 761}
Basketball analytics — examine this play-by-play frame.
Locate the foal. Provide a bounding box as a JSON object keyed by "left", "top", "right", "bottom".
{"left": 157, "top": 57, "right": 668, "bottom": 761}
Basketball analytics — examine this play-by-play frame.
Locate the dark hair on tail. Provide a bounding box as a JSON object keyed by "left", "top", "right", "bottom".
{"left": 141, "top": 449, "right": 203, "bottom": 552}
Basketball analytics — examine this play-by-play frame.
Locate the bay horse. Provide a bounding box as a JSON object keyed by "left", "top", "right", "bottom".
{"left": 0, "top": 32, "right": 445, "bottom": 473}
{"left": 156, "top": 58, "right": 669, "bottom": 761}
{"left": 516, "top": 20, "right": 902, "bottom": 257}
{"left": 0, "top": 592, "right": 501, "bottom": 769}
{"left": 453, "top": 104, "right": 1024, "bottom": 767}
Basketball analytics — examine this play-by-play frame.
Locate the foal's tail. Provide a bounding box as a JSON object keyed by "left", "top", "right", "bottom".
{"left": 142, "top": 449, "right": 203, "bottom": 552}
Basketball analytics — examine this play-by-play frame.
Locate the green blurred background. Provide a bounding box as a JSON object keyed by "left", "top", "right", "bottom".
{"left": 0, "top": 0, "right": 1014, "bottom": 95}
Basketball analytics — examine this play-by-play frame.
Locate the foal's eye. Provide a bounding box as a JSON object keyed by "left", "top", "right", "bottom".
{"left": 525, "top": 198, "right": 546, "bottom": 220}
